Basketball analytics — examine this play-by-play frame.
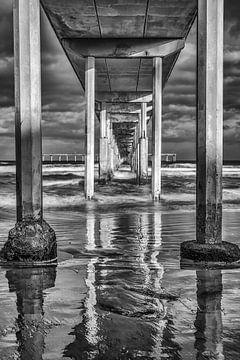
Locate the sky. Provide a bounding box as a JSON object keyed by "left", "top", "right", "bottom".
{"left": 0, "top": 1, "right": 239, "bottom": 160}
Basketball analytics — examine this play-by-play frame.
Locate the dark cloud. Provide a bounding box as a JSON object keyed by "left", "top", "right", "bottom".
{"left": 225, "top": 1, "right": 240, "bottom": 38}
{"left": 0, "top": 1, "right": 239, "bottom": 160}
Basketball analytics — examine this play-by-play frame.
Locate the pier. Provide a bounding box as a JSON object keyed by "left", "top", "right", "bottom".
{"left": 1, "top": 0, "right": 239, "bottom": 265}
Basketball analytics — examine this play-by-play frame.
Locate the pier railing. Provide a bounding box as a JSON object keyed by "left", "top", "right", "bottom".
{"left": 43, "top": 153, "right": 176, "bottom": 163}
{"left": 42, "top": 154, "right": 99, "bottom": 163}
{"left": 148, "top": 153, "right": 177, "bottom": 163}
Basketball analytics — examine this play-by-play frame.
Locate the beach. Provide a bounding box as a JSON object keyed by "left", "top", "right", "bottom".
{"left": 0, "top": 163, "right": 240, "bottom": 359}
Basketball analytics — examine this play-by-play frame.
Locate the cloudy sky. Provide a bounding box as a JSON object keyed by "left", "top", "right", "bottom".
{"left": 0, "top": 1, "right": 239, "bottom": 160}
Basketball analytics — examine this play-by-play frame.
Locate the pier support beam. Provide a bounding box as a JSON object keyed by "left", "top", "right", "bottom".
{"left": 85, "top": 56, "right": 95, "bottom": 200}
{"left": 152, "top": 57, "right": 162, "bottom": 201}
{"left": 132, "top": 126, "right": 138, "bottom": 176}
{"left": 181, "top": 0, "right": 240, "bottom": 263}
{"left": 0, "top": 0, "right": 57, "bottom": 263}
{"left": 197, "top": 0, "right": 223, "bottom": 245}
{"left": 139, "top": 103, "right": 148, "bottom": 184}
{"left": 107, "top": 118, "right": 114, "bottom": 180}
{"left": 99, "top": 102, "right": 109, "bottom": 183}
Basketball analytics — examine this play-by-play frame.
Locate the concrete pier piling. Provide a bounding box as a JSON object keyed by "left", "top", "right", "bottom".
{"left": 1, "top": 0, "right": 57, "bottom": 263}
{"left": 85, "top": 56, "right": 95, "bottom": 200}
{"left": 181, "top": 0, "right": 240, "bottom": 263}
{"left": 152, "top": 57, "right": 162, "bottom": 201}
{"left": 99, "top": 102, "right": 110, "bottom": 183}
{"left": 139, "top": 103, "right": 148, "bottom": 184}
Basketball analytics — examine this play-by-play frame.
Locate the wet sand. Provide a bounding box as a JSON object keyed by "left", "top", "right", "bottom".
{"left": 0, "top": 165, "right": 240, "bottom": 359}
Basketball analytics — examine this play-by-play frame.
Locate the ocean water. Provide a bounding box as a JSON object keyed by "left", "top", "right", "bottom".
{"left": 0, "top": 163, "right": 240, "bottom": 359}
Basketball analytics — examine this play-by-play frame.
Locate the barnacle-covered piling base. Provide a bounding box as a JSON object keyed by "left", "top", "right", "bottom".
{"left": 181, "top": 240, "right": 240, "bottom": 264}
{"left": 0, "top": 219, "right": 57, "bottom": 264}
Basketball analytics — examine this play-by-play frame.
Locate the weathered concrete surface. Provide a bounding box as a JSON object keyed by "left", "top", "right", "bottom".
{"left": 63, "top": 38, "right": 185, "bottom": 58}
{"left": 99, "top": 102, "right": 110, "bottom": 183}
{"left": 139, "top": 138, "right": 148, "bottom": 183}
{"left": 99, "top": 138, "right": 110, "bottom": 183}
{"left": 96, "top": 92, "right": 152, "bottom": 103}
{"left": 196, "top": 0, "right": 224, "bottom": 245}
{"left": 1, "top": 0, "right": 57, "bottom": 264}
{"left": 112, "top": 122, "right": 136, "bottom": 159}
{"left": 41, "top": 1, "right": 196, "bottom": 96}
{"left": 41, "top": 0, "right": 197, "bottom": 39}
{"left": 139, "top": 103, "right": 148, "bottom": 183}
{"left": 1, "top": 219, "right": 57, "bottom": 262}
{"left": 84, "top": 57, "right": 95, "bottom": 200}
{"left": 181, "top": 241, "right": 240, "bottom": 263}
{"left": 110, "top": 113, "right": 139, "bottom": 123}
{"left": 152, "top": 57, "right": 162, "bottom": 201}
{"left": 14, "top": 0, "right": 43, "bottom": 222}
{"left": 63, "top": 54, "right": 182, "bottom": 95}
{"left": 106, "top": 103, "right": 140, "bottom": 114}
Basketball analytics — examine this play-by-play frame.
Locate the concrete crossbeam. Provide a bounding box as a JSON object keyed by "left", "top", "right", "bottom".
{"left": 63, "top": 38, "right": 185, "bottom": 58}
{"left": 109, "top": 113, "right": 139, "bottom": 123}
{"left": 96, "top": 92, "right": 152, "bottom": 103}
{"left": 106, "top": 103, "right": 141, "bottom": 114}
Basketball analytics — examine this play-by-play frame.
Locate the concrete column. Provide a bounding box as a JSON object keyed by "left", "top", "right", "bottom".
{"left": 139, "top": 103, "right": 148, "bottom": 183}
{"left": 85, "top": 56, "right": 95, "bottom": 200}
{"left": 133, "top": 127, "right": 138, "bottom": 175}
{"left": 107, "top": 118, "right": 114, "bottom": 180}
{"left": 181, "top": 0, "right": 240, "bottom": 263}
{"left": 152, "top": 57, "right": 162, "bottom": 201}
{"left": 197, "top": 0, "right": 223, "bottom": 244}
{"left": 100, "top": 102, "right": 107, "bottom": 138}
{"left": 99, "top": 102, "right": 109, "bottom": 183}
{"left": 14, "top": 0, "right": 42, "bottom": 221}
{"left": 110, "top": 132, "right": 115, "bottom": 172}
{"left": 0, "top": 0, "right": 57, "bottom": 263}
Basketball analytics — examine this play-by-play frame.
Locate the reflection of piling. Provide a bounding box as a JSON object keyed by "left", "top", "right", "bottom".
{"left": 194, "top": 270, "right": 224, "bottom": 360}
{"left": 64, "top": 210, "right": 182, "bottom": 358}
{"left": 6, "top": 267, "right": 56, "bottom": 360}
